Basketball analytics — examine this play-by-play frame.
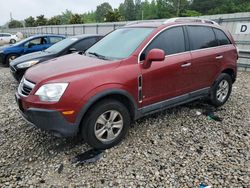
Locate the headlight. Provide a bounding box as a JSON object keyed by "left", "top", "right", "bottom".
{"left": 0, "top": 50, "right": 4, "bottom": 53}
{"left": 17, "top": 60, "right": 39, "bottom": 69}
{"left": 35, "top": 83, "right": 68, "bottom": 102}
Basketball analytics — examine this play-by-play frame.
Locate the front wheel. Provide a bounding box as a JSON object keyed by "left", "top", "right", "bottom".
{"left": 210, "top": 73, "right": 232, "bottom": 107}
{"left": 81, "top": 99, "right": 131, "bottom": 149}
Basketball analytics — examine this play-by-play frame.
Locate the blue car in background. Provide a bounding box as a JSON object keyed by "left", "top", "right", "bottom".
{"left": 0, "top": 34, "right": 65, "bottom": 66}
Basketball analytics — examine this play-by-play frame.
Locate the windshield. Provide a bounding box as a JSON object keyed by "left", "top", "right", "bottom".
{"left": 86, "top": 28, "right": 154, "bottom": 60}
{"left": 45, "top": 37, "right": 79, "bottom": 53}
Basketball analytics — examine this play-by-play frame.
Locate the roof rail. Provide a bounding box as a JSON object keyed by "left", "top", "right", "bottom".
{"left": 164, "top": 17, "right": 219, "bottom": 25}
{"left": 125, "top": 19, "right": 166, "bottom": 26}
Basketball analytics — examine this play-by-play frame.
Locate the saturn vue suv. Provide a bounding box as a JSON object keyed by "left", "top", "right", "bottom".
{"left": 15, "top": 18, "right": 238, "bottom": 149}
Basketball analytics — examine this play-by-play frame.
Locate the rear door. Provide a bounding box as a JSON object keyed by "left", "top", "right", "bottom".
{"left": 187, "top": 25, "right": 219, "bottom": 90}
{"left": 140, "top": 26, "right": 193, "bottom": 106}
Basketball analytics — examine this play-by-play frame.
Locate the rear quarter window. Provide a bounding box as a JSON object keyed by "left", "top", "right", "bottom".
{"left": 213, "top": 28, "right": 231, "bottom": 46}
{"left": 187, "top": 26, "right": 218, "bottom": 50}
{"left": 50, "top": 37, "right": 64, "bottom": 44}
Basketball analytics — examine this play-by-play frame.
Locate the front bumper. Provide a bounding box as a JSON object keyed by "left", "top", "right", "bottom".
{"left": 10, "top": 66, "right": 26, "bottom": 81}
{"left": 15, "top": 93, "right": 79, "bottom": 137}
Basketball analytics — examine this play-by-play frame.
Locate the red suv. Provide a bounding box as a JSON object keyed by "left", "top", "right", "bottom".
{"left": 16, "top": 18, "right": 238, "bottom": 149}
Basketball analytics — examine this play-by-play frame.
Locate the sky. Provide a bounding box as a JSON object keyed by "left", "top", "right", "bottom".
{"left": 0, "top": 0, "right": 125, "bottom": 25}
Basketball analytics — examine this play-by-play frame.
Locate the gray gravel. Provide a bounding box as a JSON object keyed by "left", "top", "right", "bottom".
{"left": 0, "top": 66, "right": 249, "bottom": 187}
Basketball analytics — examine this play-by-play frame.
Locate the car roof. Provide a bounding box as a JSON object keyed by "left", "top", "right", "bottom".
{"left": 124, "top": 17, "right": 219, "bottom": 28}
{"left": 28, "top": 34, "right": 65, "bottom": 39}
{"left": 70, "top": 34, "right": 103, "bottom": 39}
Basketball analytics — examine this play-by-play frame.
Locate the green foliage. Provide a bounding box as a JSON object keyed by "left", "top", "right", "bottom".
{"left": 69, "top": 14, "right": 84, "bottom": 24}
{"left": 8, "top": 20, "right": 23, "bottom": 28}
{"left": 24, "top": 16, "right": 36, "bottom": 27}
{"left": 60, "top": 10, "right": 73, "bottom": 24}
{"left": 47, "top": 16, "right": 61, "bottom": 25}
{"left": 123, "top": 0, "right": 136, "bottom": 20}
{"left": 105, "top": 9, "right": 122, "bottom": 22}
{"left": 14, "top": 0, "right": 250, "bottom": 28}
{"left": 96, "top": 3, "right": 113, "bottom": 22}
{"left": 181, "top": 10, "right": 202, "bottom": 17}
{"left": 83, "top": 11, "right": 96, "bottom": 23}
{"left": 36, "top": 15, "right": 47, "bottom": 26}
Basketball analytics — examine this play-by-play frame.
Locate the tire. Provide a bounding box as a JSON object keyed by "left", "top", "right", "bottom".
{"left": 10, "top": 39, "right": 16, "bottom": 44}
{"left": 5, "top": 54, "right": 19, "bottom": 67}
{"left": 81, "top": 99, "right": 131, "bottom": 149}
{"left": 210, "top": 73, "right": 232, "bottom": 107}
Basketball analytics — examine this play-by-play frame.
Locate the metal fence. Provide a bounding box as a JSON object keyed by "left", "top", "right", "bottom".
{"left": 2, "top": 12, "right": 250, "bottom": 70}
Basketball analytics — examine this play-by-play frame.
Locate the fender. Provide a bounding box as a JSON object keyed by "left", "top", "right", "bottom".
{"left": 74, "top": 87, "right": 139, "bottom": 126}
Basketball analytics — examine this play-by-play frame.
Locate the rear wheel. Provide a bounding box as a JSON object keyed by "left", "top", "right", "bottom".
{"left": 210, "top": 73, "right": 232, "bottom": 107}
{"left": 81, "top": 99, "right": 131, "bottom": 149}
{"left": 10, "top": 39, "right": 16, "bottom": 44}
{"left": 5, "top": 54, "right": 19, "bottom": 66}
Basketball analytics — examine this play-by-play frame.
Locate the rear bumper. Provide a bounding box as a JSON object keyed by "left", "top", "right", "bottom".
{"left": 15, "top": 94, "right": 79, "bottom": 137}
{"left": 0, "top": 53, "right": 4, "bottom": 64}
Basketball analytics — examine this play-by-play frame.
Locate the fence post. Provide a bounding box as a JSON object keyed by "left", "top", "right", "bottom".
{"left": 82, "top": 25, "right": 85, "bottom": 34}
{"left": 73, "top": 25, "right": 75, "bottom": 36}
{"left": 96, "top": 24, "right": 99, "bottom": 34}
{"left": 65, "top": 26, "right": 67, "bottom": 36}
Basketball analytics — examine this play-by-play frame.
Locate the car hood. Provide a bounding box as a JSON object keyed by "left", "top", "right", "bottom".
{"left": 25, "top": 53, "right": 119, "bottom": 83}
{"left": 10, "top": 51, "right": 55, "bottom": 66}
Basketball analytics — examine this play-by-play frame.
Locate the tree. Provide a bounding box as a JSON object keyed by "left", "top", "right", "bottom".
{"left": 69, "top": 14, "right": 84, "bottom": 24}
{"left": 95, "top": 3, "right": 113, "bottom": 22}
{"left": 8, "top": 20, "right": 23, "bottom": 28}
{"left": 118, "top": 3, "right": 126, "bottom": 21}
{"left": 104, "top": 9, "right": 122, "bottom": 22}
{"left": 24, "top": 16, "right": 36, "bottom": 27}
{"left": 47, "top": 16, "right": 61, "bottom": 25}
{"left": 36, "top": 15, "right": 47, "bottom": 26}
{"left": 60, "top": 9, "right": 73, "bottom": 24}
{"left": 123, "top": 0, "right": 136, "bottom": 20}
{"left": 83, "top": 11, "right": 96, "bottom": 23}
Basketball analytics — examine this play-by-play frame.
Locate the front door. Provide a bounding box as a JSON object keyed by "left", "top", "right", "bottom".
{"left": 139, "top": 26, "right": 193, "bottom": 107}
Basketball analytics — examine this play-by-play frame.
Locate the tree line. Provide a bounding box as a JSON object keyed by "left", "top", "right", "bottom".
{"left": 7, "top": 0, "right": 250, "bottom": 28}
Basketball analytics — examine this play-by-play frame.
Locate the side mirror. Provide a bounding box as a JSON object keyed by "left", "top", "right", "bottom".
{"left": 69, "top": 48, "right": 77, "bottom": 53}
{"left": 143, "top": 49, "right": 165, "bottom": 69}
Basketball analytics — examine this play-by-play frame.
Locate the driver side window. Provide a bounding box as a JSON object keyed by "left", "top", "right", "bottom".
{"left": 140, "top": 26, "right": 186, "bottom": 61}
{"left": 24, "top": 38, "right": 42, "bottom": 48}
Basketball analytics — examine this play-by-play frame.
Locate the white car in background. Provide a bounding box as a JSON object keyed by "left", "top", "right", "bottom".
{"left": 0, "top": 33, "right": 20, "bottom": 44}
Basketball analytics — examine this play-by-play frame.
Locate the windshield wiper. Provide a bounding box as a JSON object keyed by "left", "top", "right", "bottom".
{"left": 87, "top": 52, "right": 109, "bottom": 60}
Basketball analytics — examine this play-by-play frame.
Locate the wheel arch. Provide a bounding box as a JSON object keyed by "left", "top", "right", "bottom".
{"left": 75, "top": 89, "right": 138, "bottom": 129}
{"left": 221, "top": 68, "right": 236, "bottom": 83}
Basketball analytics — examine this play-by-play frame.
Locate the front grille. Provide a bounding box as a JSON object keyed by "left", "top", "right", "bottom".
{"left": 18, "top": 78, "right": 36, "bottom": 97}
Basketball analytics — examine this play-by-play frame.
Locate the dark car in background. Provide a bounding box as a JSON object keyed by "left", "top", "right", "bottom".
{"left": 0, "top": 34, "right": 65, "bottom": 66}
{"left": 10, "top": 34, "right": 102, "bottom": 81}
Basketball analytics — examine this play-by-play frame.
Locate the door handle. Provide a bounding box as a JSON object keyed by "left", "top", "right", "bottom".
{"left": 216, "top": 55, "right": 223, "bottom": 60}
{"left": 181, "top": 62, "right": 191, "bottom": 68}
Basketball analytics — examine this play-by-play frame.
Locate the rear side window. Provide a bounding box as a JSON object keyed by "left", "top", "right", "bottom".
{"left": 50, "top": 37, "right": 64, "bottom": 44}
{"left": 141, "top": 26, "right": 186, "bottom": 60}
{"left": 72, "top": 38, "right": 97, "bottom": 51}
{"left": 187, "top": 26, "right": 218, "bottom": 50}
{"left": 213, "top": 28, "right": 231, "bottom": 46}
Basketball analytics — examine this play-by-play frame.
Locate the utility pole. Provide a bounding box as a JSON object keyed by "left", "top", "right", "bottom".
{"left": 142, "top": 10, "right": 144, "bottom": 20}
{"left": 177, "top": 0, "right": 181, "bottom": 17}
{"left": 10, "top": 12, "right": 13, "bottom": 21}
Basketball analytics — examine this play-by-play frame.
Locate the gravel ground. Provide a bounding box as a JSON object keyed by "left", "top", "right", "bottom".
{"left": 0, "top": 67, "right": 249, "bottom": 187}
